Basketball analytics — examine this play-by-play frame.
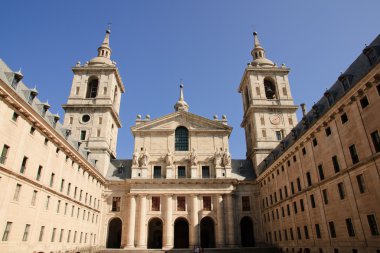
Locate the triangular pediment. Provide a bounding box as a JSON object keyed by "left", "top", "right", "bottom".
{"left": 131, "top": 111, "right": 232, "bottom": 134}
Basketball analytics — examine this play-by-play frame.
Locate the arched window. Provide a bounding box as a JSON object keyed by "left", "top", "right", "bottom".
{"left": 175, "top": 126, "right": 189, "bottom": 151}
{"left": 264, "top": 78, "right": 277, "bottom": 99}
{"left": 86, "top": 78, "right": 99, "bottom": 98}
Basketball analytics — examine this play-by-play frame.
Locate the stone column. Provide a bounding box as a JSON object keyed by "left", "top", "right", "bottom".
{"left": 225, "top": 194, "right": 235, "bottom": 247}
{"left": 190, "top": 194, "right": 199, "bottom": 247}
{"left": 164, "top": 194, "right": 173, "bottom": 249}
{"left": 216, "top": 194, "right": 225, "bottom": 247}
{"left": 137, "top": 195, "right": 147, "bottom": 248}
{"left": 125, "top": 195, "right": 136, "bottom": 248}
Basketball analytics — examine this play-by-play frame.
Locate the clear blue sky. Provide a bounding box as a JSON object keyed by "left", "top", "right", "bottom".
{"left": 1, "top": 1, "right": 378, "bottom": 159}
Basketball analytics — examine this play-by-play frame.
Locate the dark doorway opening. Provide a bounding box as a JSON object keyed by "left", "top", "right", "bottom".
{"left": 106, "top": 218, "right": 122, "bottom": 248}
{"left": 174, "top": 218, "right": 189, "bottom": 248}
{"left": 148, "top": 218, "right": 163, "bottom": 249}
{"left": 240, "top": 216, "right": 255, "bottom": 247}
{"left": 200, "top": 216, "right": 215, "bottom": 248}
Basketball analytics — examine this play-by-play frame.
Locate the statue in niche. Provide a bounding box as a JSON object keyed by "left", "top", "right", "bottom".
{"left": 139, "top": 148, "right": 150, "bottom": 167}
{"left": 222, "top": 148, "right": 231, "bottom": 167}
{"left": 214, "top": 148, "right": 222, "bottom": 167}
{"left": 132, "top": 150, "right": 139, "bottom": 166}
{"left": 165, "top": 150, "right": 174, "bottom": 166}
{"left": 189, "top": 148, "right": 198, "bottom": 166}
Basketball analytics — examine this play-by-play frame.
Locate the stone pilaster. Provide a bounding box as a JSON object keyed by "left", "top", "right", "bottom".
{"left": 216, "top": 194, "right": 225, "bottom": 247}
{"left": 190, "top": 194, "right": 199, "bottom": 247}
{"left": 164, "top": 194, "right": 173, "bottom": 249}
{"left": 125, "top": 195, "right": 136, "bottom": 248}
{"left": 225, "top": 194, "right": 235, "bottom": 247}
{"left": 137, "top": 195, "right": 147, "bottom": 248}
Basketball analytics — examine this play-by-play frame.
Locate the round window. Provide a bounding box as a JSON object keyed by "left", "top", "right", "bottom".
{"left": 82, "top": 114, "right": 91, "bottom": 123}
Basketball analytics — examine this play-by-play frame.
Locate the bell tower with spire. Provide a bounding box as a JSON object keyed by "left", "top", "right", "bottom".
{"left": 62, "top": 29, "right": 125, "bottom": 176}
{"left": 238, "top": 32, "right": 298, "bottom": 175}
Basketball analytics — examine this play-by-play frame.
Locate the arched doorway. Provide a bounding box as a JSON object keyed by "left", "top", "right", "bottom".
{"left": 200, "top": 217, "right": 215, "bottom": 248}
{"left": 174, "top": 218, "right": 189, "bottom": 248}
{"left": 240, "top": 216, "right": 255, "bottom": 247}
{"left": 148, "top": 218, "right": 163, "bottom": 249}
{"left": 106, "top": 218, "right": 122, "bottom": 248}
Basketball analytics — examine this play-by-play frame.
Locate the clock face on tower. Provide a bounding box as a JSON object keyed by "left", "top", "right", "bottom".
{"left": 270, "top": 114, "right": 281, "bottom": 125}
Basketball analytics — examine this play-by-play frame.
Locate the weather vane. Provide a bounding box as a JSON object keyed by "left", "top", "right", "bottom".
{"left": 107, "top": 22, "right": 112, "bottom": 32}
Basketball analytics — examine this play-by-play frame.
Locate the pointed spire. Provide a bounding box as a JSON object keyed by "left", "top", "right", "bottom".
{"left": 174, "top": 82, "right": 189, "bottom": 112}
{"left": 88, "top": 30, "right": 113, "bottom": 66}
{"left": 250, "top": 32, "right": 274, "bottom": 67}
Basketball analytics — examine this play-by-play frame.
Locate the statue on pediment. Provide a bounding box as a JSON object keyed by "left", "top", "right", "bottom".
{"left": 132, "top": 150, "right": 139, "bottom": 166}
{"left": 189, "top": 148, "right": 198, "bottom": 166}
{"left": 165, "top": 150, "right": 174, "bottom": 166}
{"left": 214, "top": 149, "right": 222, "bottom": 167}
{"left": 139, "top": 148, "right": 150, "bottom": 167}
{"left": 222, "top": 148, "right": 231, "bottom": 167}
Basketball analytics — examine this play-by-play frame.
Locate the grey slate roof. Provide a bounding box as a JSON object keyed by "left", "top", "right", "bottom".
{"left": 106, "top": 159, "right": 255, "bottom": 181}
{"left": 0, "top": 59, "right": 97, "bottom": 166}
{"left": 257, "top": 34, "right": 380, "bottom": 174}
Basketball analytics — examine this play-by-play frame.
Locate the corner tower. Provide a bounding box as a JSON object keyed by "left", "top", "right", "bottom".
{"left": 238, "top": 32, "right": 298, "bottom": 175}
{"left": 62, "top": 30, "right": 125, "bottom": 176}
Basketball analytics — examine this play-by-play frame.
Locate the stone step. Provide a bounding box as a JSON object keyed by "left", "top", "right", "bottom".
{"left": 97, "top": 246, "right": 279, "bottom": 253}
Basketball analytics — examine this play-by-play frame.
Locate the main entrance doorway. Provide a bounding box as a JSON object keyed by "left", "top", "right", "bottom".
{"left": 200, "top": 216, "right": 215, "bottom": 248}
{"left": 174, "top": 218, "right": 189, "bottom": 248}
{"left": 106, "top": 218, "right": 122, "bottom": 248}
{"left": 148, "top": 218, "right": 163, "bottom": 249}
{"left": 240, "top": 216, "right": 255, "bottom": 247}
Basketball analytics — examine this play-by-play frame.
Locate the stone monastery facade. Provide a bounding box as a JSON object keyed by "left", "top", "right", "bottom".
{"left": 0, "top": 30, "right": 379, "bottom": 253}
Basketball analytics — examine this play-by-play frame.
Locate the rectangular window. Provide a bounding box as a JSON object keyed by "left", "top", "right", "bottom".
{"left": 306, "top": 172, "right": 312, "bottom": 186}
{"left": 50, "top": 173, "right": 55, "bottom": 187}
{"left": 341, "top": 113, "right": 348, "bottom": 124}
{"left": 22, "top": 224, "right": 30, "bottom": 241}
{"left": 38, "top": 226, "right": 45, "bottom": 242}
{"left": 242, "top": 196, "right": 251, "bottom": 211}
{"left": 312, "top": 138, "right": 318, "bottom": 146}
{"left": 60, "top": 179, "right": 65, "bottom": 192}
{"left": 260, "top": 117, "right": 265, "bottom": 125}
{"left": 262, "top": 129, "right": 267, "bottom": 137}
{"left": 59, "top": 229, "right": 64, "bottom": 242}
{"left": 346, "top": 218, "right": 355, "bottom": 237}
{"left": 289, "top": 117, "right": 293, "bottom": 125}
{"left": 64, "top": 203, "right": 68, "bottom": 215}
{"left": 99, "top": 117, "right": 103, "bottom": 124}
{"left": 302, "top": 147, "right": 306, "bottom": 155}
{"left": 284, "top": 186, "right": 288, "bottom": 197}
{"left": 67, "top": 230, "right": 71, "bottom": 243}
{"left": 178, "top": 166, "right": 186, "bottom": 178}
{"left": 360, "top": 96, "right": 369, "bottom": 109}
{"left": 57, "top": 200, "right": 61, "bottom": 213}
{"left": 304, "top": 226, "right": 309, "bottom": 239}
{"left": 51, "top": 228, "right": 56, "bottom": 242}
{"left": 71, "top": 205, "right": 74, "bottom": 217}
{"left": 338, "top": 182, "right": 346, "bottom": 200}
{"left": 2, "top": 222, "right": 12, "bottom": 241}
{"left": 310, "top": 194, "right": 316, "bottom": 208}
{"left": 293, "top": 202, "right": 298, "bottom": 214}
{"left": 300, "top": 199, "right": 305, "bottom": 212}
{"left": 256, "top": 87, "right": 261, "bottom": 96}
{"left": 20, "top": 156, "right": 28, "bottom": 174}
{"left": 318, "top": 164, "right": 325, "bottom": 180}
{"left": 67, "top": 183, "right": 71, "bottom": 196}
{"left": 112, "top": 197, "right": 121, "bottom": 212}
{"left": 283, "top": 87, "right": 288, "bottom": 96}
{"left": 30, "top": 127, "right": 36, "bottom": 135}
{"left": 13, "top": 183, "right": 22, "bottom": 201}
{"left": 69, "top": 117, "right": 73, "bottom": 124}
{"left": 31, "top": 190, "right": 38, "bottom": 206}
{"left": 325, "top": 127, "right": 331, "bottom": 136}
{"left": 290, "top": 228, "right": 294, "bottom": 240}
{"left": 45, "top": 195, "right": 50, "bottom": 210}
{"left": 287, "top": 204, "right": 290, "bottom": 216}
{"left": 367, "top": 214, "right": 380, "bottom": 235}
{"left": 73, "top": 231, "right": 77, "bottom": 243}
{"left": 44, "top": 138, "right": 48, "bottom": 145}
{"left": 202, "top": 166, "right": 210, "bottom": 178}
{"left": 332, "top": 156, "right": 340, "bottom": 173}
{"left": 297, "top": 227, "right": 301, "bottom": 240}
{"left": 297, "top": 177, "right": 301, "bottom": 191}
{"left": 177, "top": 196, "right": 186, "bottom": 211}
{"left": 152, "top": 196, "right": 160, "bottom": 211}
{"left": 153, "top": 166, "right": 161, "bottom": 179}
{"left": 356, "top": 174, "right": 366, "bottom": 193}
{"left": 75, "top": 87, "right": 80, "bottom": 95}
{"left": 329, "top": 221, "right": 336, "bottom": 238}
{"left": 80, "top": 130, "right": 86, "bottom": 141}
{"left": 291, "top": 182, "right": 295, "bottom": 194}
{"left": 315, "top": 224, "right": 321, "bottom": 238}
{"left": 371, "top": 130, "right": 380, "bottom": 153}
{"left": 36, "top": 166, "right": 42, "bottom": 181}
{"left": 322, "top": 189, "right": 328, "bottom": 205}
{"left": 276, "top": 131, "right": 283, "bottom": 141}
{"left": 0, "top": 145, "right": 10, "bottom": 164}
{"left": 203, "top": 196, "right": 212, "bottom": 211}
{"left": 97, "top": 129, "right": 101, "bottom": 137}
{"left": 12, "top": 112, "right": 19, "bottom": 122}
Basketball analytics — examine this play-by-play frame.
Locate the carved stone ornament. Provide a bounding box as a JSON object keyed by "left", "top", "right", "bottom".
{"left": 222, "top": 148, "right": 231, "bottom": 167}
{"left": 189, "top": 148, "right": 198, "bottom": 166}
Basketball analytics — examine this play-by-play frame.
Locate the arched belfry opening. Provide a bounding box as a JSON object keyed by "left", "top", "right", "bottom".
{"left": 264, "top": 78, "right": 277, "bottom": 99}
{"left": 86, "top": 77, "right": 99, "bottom": 98}
{"left": 106, "top": 218, "right": 122, "bottom": 248}
{"left": 174, "top": 218, "right": 189, "bottom": 248}
{"left": 148, "top": 218, "right": 163, "bottom": 249}
{"left": 200, "top": 216, "right": 215, "bottom": 248}
{"left": 240, "top": 216, "right": 255, "bottom": 247}
{"left": 175, "top": 126, "right": 189, "bottom": 151}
